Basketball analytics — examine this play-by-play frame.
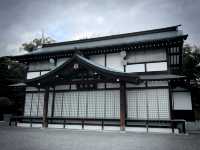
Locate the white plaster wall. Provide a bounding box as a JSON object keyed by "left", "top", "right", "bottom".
{"left": 90, "top": 54, "right": 105, "bottom": 66}
{"left": 28, "top": 60, "right": 52, "bottom": 71}
{"left": 127, "top": 49, "right": 166, "bottom": 63}
{"left": 173, "top": 92, "right": 192, "bottom": 110}
{"left": 145, "top": 49, "right": 166, "bottom": 62}
{"left": 107, "top": 53, "right": 124, "bottom": 72}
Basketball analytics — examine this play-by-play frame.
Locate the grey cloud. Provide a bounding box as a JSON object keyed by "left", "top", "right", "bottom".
{"left": 0, "top": 0, "right": 199, "bottom": 56}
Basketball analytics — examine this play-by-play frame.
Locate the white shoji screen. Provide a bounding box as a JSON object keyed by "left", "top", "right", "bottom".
{"left": 87, "top": 91, "right": 96, "bottom": 118}
{"left": 95, "top": 91, "right": 105, "bottom": 118}
{"left": 37, "top": 93, "right": 44, "bottom": 117}
{"left": 62, "top": 92, "right": 71, "bottom": 117}
{"left": 24, "top": 93, "right": 32, "bottom": 116}
{"left": 127, "top": 89, "right": 169, "bottom": 120}
{"left": 54, "top": 93, "right": 64, "bottom": 117}
{"left": 105, "top": 90, "right": 120, "bottom": 119}
{"left": 69, "top": 92, "right": 79, "bottom": 117}
{"left": 30, "top": 93, "right": 39, "bottom": 116}
{"left": 78, "top": 91, "right": 87, "bottom": 118}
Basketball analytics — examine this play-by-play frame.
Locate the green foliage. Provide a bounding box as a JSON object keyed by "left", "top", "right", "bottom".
{"left": 0, "top": 57, "right": 26, "bottom": 96}
{"left": 22, "top": 37, "right": 55, "bottom": 52}
{"left": 0, "top": 97, "right": 13, "bottom": 108}
{"left": 182, "top": 44, "right": 200, "bottom": 80}
{"left": 0, "top": 57, "right": 26, "bottom": 86}
{"left": 0, "top": 57, "right": 27, "bottom": 116}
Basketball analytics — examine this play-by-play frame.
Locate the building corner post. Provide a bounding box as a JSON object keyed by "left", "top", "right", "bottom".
{"left": 43, "top": 86, "right": 49, "bottom": 128}
{"left": 120, "top": 81, "right": 126, "bottom": 131}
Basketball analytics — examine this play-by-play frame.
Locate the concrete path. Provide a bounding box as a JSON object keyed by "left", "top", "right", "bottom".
{"left": 0, "top": 127, "right": 199, "bottom": 150}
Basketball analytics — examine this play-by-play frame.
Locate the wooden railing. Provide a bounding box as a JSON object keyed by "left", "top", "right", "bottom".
{"left": 9, "top": 116, "right": 186, "bottom": 133}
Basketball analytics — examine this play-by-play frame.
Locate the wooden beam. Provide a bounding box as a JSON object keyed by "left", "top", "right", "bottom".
{"left": 43, "top": 87, "right": 49, "bottom": 128}
{"left": 120, "top": 81, "right": 126, "bottom": 131}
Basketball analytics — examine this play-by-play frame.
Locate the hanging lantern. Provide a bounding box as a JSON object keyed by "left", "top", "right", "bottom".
{"left": 120, "top": 51, "right": 126, "bottom": 58}
{"left": 74, "top": 63, "right": 79, "bottom": 70}
{"left": 49, "top": 58, "right": 55, "bottom": 64}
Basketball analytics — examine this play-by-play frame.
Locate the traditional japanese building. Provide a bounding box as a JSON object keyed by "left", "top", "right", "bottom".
{"left": 10, "top": 25, "right": 192, "bottom": 132}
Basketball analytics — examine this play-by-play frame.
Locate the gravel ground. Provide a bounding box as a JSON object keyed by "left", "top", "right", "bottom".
{"left": 0, "top": 126, "right": 199, "bottom": 150}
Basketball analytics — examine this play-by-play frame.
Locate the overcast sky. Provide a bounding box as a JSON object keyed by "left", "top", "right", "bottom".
{"left": 0, "top": 0, "right": 199, "bottom": 56}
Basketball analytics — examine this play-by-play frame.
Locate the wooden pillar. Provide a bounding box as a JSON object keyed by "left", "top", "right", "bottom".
{"left": 120, "top": 81, "right": 126, "bottom": 131}
{"left": 43, "top": 87, "right": 49, "bottom": 128}
{"left": 51, "top": 87, "right": 56, "bottom": 117}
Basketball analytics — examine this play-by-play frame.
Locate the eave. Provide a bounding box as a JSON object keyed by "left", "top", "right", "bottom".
{"left": 10, "top": 35, "right": 188, "bottom": 62}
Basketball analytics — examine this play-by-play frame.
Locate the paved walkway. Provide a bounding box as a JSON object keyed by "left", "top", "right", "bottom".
{"left": 0, "top": 126, "right": 199, "bottom": 150}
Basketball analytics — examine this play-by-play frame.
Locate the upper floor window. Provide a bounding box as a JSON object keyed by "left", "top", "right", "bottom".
{"left": 27, "top": 71, "right": 49, "bottom": 79}
{"left": 146, "top": 62, "right": 167, "bottom": 72}
{"left": 126, "top": 61, "right": 167, "bottom": 73}
{"left": 126, "top": 64, "right": 145, "bottom": 73}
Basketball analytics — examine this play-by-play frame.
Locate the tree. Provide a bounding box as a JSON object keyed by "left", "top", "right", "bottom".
{"left": 182, "top": 44, "right": 200, "bottom": 80}
{"left": 182, "top": 44, "right": 200, "bottom": 119}
{"left": 21, "top": 37, "right": 55, "bottom": 52}
{"left": 0, "top": 57, "right": 26, "bottom": 119}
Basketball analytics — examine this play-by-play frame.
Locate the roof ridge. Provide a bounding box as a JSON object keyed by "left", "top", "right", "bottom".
{"left": 42, "top": 25, "right": 181, "bottom": 48}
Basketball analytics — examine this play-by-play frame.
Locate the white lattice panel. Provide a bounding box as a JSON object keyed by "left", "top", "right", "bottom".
{"left": 147, "top": 89, "right": 158, "bottom": 119}
{"left": 54, "top": 93, "right": 63, "bottom": 117}
{"left": 113, "top": 90, "right": 120, "bottom": 118}
{"left": 95, "top": 91, "right": 105, "bottom": 118}
{"left": 127, "top": 89, "right": 169, "bottom": 120}
{"left": 78, "top": 91, "right": 87, "bottom": 118}
{"left": 105, "top": 90, "right": 120, "bottom": 119}
{"left": 127, "top": 90, "right": 138, "bottom": 119}
{"left": 137, "top": 90, "right": 147, "bottom": 119}
{"left": 87, "top": 91, "right": 96, "bottom": 118}
{"left": 62, "top": 92, "right": 71, "bottom": 117}
{"left": 37, "top": 93, "right": 44, "bottom": 117}
{"left": 30, "top": 93, "right": 39, "bottom": 116}
{"left": 48, "top": 92, "right": 53, "bottom": 117}
{"left": 70, "top": 92, "right": 78, "bottom": 117}
{"left": 105, "top": 91, "right": 113, "bottom": 118}
{"left": 24, "top": 94, "right": 32, "bottom": 116}
{"left": 158, "top": 89, "right": 169, "bottom": 119}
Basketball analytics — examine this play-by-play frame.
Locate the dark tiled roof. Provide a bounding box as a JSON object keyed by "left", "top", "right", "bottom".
{"left": 11, "top": 25, "right": 187, "bottom": 59}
